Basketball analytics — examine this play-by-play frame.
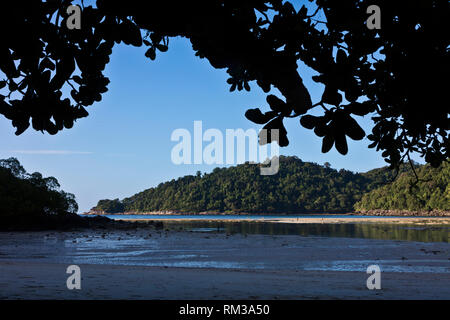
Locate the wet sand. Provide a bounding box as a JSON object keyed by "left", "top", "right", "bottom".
{"left": 0, "top": 229, "right": 449, "bottom": 299}
{"left": 1, "top": 261, "right": 448, "bottom": 300}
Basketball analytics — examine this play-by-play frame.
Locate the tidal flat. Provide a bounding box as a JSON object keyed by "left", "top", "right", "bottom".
{"left": 0, "top": 222, "right": 449, "bottom": 299}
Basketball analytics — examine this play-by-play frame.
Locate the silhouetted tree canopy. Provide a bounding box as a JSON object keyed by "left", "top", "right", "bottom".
{"left": 0, "top": 1, "right": 448, "bottom": 169}
{"left": 0, "top": 157, "right": 78, "bottom": 219}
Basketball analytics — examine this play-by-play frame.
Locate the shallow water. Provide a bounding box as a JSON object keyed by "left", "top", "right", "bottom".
{"left": 161, "top": 221, "right": 450, "bottom": 243}
{"left": 1, "top": 217, "right": 449, "bottom": 277}
{"left": 0, "top": 227, "right": 449, "bottom": 275}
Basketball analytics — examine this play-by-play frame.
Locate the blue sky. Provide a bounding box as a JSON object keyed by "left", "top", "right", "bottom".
{"left": 0, "top": 38, "right": 420, "bottom": 212}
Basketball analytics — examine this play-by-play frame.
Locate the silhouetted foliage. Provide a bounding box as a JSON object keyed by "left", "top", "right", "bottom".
{"left": 0, "top": 158, "right": 78, "bottom": 221}
{"left": 0, "top": 1, "right": 448, "bottom": 169}
{"left": 94, "top": 156, "right": 432, "bottom": 214}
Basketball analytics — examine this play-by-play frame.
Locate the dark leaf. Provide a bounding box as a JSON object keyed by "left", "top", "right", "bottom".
{"left": 64, "top": 118, "right": 74, "bottom": 129}
{"left": 291, "top": 82, "right": 313, "bottom": 115}
{"left": 300, "top": 115, "right": 319, "bottom": 129}
{"left": 260, "top": 117, "right": 289, "bottom": 147}
{"left": 156, "top": 44, "right": 168, "bottom": 52}
{"left": 75, "top": 106, "right": 89, "bottom": 118}
{"left": 322, "top": 86, "right": 342, "bottom": 106}
{"left": 344, "top": 115, "right": 365, "bottom": 140}
{"left": 321, "top": 134, "right": 334, "bottom": 153}
{"left": 8, "top": 81, "right": 18, "bottom": 92}
{"left": 336, "top": 49, "right": 347, "bottom": 65}
{"left": 245, "top": 108, "right": 277, "bottom": 124}
{"left": 266, "top": 95, "right": 286, "bottom": 112}
{"left": 72, "top": 76, "right": 83, "bottom": 85}
{"left": 40, "top": 57, "right": 56, "bottom": 71}
{"left": 145, "top": 48, "right": 156, "bottom": 60}
{"left": 314, "top": 124, "right": 328, "bottom": 137}
{"left": 335, "top": 134, "right": 348, "bottom": 155}
{"left": 345, "top": 101, "right": 375, "bottom": 116}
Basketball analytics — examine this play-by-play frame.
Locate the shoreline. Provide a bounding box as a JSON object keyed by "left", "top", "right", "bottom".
{"left": 84, "top": 211, "right": 356, "bottom": 216}
{"left": 114, "top": 216, "right": 450, "bottom": 225}
{"left": 83, "top": 210, "right": 450, "bottom": 217}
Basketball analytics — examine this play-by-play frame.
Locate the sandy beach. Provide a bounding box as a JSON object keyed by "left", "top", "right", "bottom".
{"left": 0, "top": 226, "right": 449, "bottom": 299}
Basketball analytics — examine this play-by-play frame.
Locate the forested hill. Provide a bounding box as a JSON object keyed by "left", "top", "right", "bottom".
{"left": 355, "top": 162, "right": 449, "bottom": 213}
{"left": 92, "top": 156, "right": 444, "bottom": 214}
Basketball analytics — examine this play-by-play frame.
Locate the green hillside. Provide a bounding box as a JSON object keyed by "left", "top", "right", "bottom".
{"left": 94, "top": 156, "right": 434, "bottom": 214}
{"left": 355, "top": 162, "right": 449, "bottom": 212}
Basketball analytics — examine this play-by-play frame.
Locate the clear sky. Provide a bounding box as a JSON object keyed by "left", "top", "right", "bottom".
{"left": 0, "top": 38, "right": 422, "bottom": 213}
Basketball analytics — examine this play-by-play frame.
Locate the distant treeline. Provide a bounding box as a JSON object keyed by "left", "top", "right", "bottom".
{"left": 93, "top": 156, "right": 448, "bottom": 214}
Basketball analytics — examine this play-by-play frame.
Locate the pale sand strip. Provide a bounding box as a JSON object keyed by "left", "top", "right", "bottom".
{"left": 119, "top": 217, "right": 450, "bottom": 225}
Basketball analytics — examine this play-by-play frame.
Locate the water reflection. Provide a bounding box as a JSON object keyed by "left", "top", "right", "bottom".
{"left": 161, "top": 221, "right": 450, "bottom": 243}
